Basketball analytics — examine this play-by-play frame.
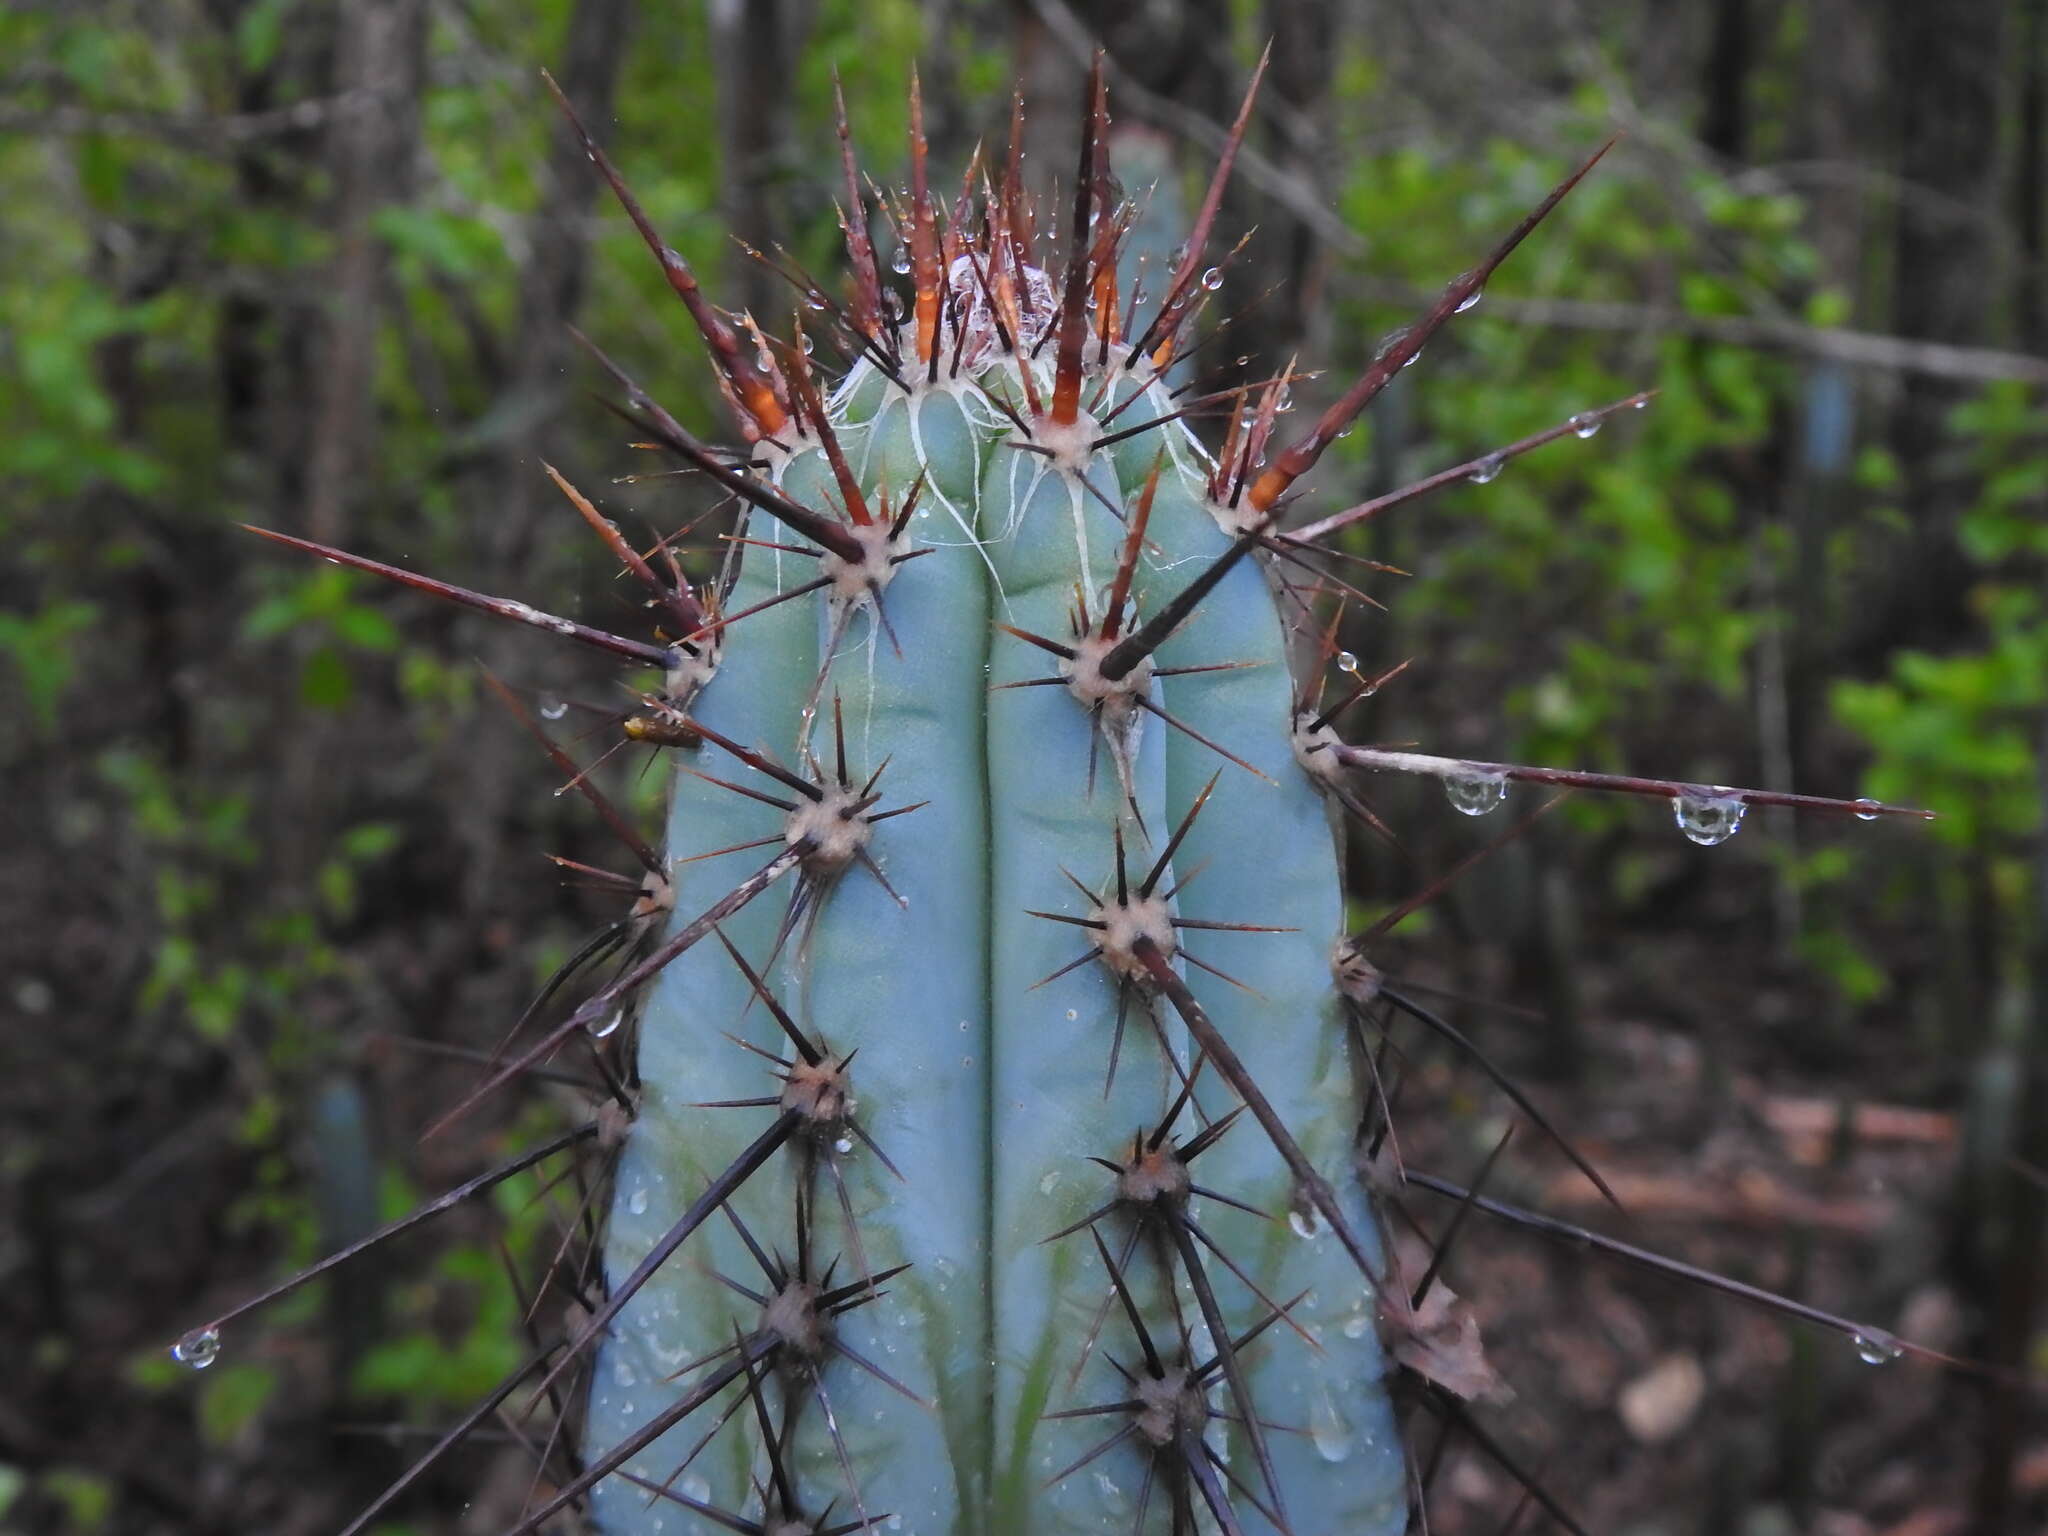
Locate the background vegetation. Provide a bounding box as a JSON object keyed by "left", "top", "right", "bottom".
{"left": 0, "top": 0, "right": 2042, "bottom": 1532}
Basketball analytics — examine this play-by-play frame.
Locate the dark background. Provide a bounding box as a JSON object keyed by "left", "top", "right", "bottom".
{"left": 1, "top": 1, "right": 2043, "bottom": 1532}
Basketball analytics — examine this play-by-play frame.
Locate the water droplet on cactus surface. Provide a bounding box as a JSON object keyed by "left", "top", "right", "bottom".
{"left": 1854, "top": 797, "right": 1881, "bottom": 820}
{"left": 834, "top": 1136, "right": 854, "bottom": 1154}
{"left": 627, "top": 1186, "right": 648, "bottom": 1216}
{"left": 1570, "top": 411, "right": 1602, "bottom": 439}
{"left": 1201, "top": 266, "right": 1224, "bottom": 291}
{"left": 1852, "top": 1330, "right": 1903, "bottom": 1366}
{"left": 1468, "top": 452, "right": 1505, "bottom": 485}
{"left": 1235, "top": 354, "right": 1251, "bottom": 367}
{"left": 1455, "top": 287, "right": 1482, "bottom": 313}
{"left": 1443, "top": 769, "right": 1508, "bottom": 816}
{"left": 679, "top": 1473, "right": 711, "bottom": 1504}
{"left": 1310, "top": 1386, "right": 1355, "bottom": 1462}
{"left": 1065, "top": 1008, "right": 1078, "bottom": 1021}
{"left": 539, "top": 698, "right": 567, "bottom": 720}
{"left": 807, "top": 294, "right": 828, "bottom": 311}
{"left": 1038, "top": 1169, "right": 1062, "bottom": 1195}
{"left": 1336, "top": 651, "right": 1360, "bottom": 673}
{"left": 1342, "top": 1310, "right": 1371, "bottom": 1339}
{"left": 172, "top": 1326, "right": 220, "bottom": 1370}
{"left": 1288, "top": 1208, "right": 1328, "bottom": 1241}
{"left": 892, "top": 248, "right": 911, "bottom": 275}
{"left": 1673, "top": 790, "right": 1746, "bottom": 846}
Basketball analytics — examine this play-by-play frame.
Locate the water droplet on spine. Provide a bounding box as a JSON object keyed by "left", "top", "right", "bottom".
{"left": 590, "top": 1008, "right": 623, "bottom": 1039}
{"left": 1443, "top": 769, "right": 1508, "bottom": 816}
{"left": 1852, "top": 1330, "right": 1903, "bottom": 1366}
{"left": 1853, "top": 797, "right": 1881, "bottom": 821}
{"left": 539, "top": 698, "right": 568, "bottom": 721}
{"left": 1455, "top": 287, "right": 1482, "bottom": 313}
{"left": 172, "top": 1327, "right": 220, "bottom": 1370}
{"left": 1672, "top": 790, "right": 1746, "bottom": 846}
{"left": 1468, "top": 453, "right": 1505, "bottom": 485}
{"left": 1336, "top": 651, "right": 1360, "bottom": 674}
{"left": 1570, "top": 411, "right": 1602, "bottom": 439}
{"left": 1200, "top": 266, "right": 1224, "bottom": 291}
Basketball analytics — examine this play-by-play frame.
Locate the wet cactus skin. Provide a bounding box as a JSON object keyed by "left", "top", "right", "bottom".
{"left": 585, "top": 303, "right": 1412, "bottom": 1529}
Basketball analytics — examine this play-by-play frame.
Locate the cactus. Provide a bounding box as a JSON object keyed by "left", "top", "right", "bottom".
{"left": 187, "top": 53, "right": 1938, "bottom": 1536}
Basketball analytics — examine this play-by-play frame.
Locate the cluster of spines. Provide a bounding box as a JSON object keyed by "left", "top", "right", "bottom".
{"left": 192, "top": 50, "right": 1953, "bottom": 1536}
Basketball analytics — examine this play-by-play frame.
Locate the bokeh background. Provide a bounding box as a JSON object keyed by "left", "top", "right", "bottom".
{"left": 2, "top": 1, "right": 2044, "bottom": 1532}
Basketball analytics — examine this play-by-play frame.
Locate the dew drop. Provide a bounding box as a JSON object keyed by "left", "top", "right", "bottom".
{"left": 1200, "top": 266, "right": 1224, "bottom": 291}
{"left": 1234, "top": 354, "right": 1251, "bottom": 367}
{"left": 1468, "top": 452, "right": 1505, "bottom": 485}
{"left": 1454, "top": 287, "right": 1482, "bottom": 314}
{"left": 1569, "top": 411, "right": 1602, "bottom": 439}
{"left": 892, "top": 249, "right": 912, "bottom": 275}
{"left": 1852, "top": 1330, "right": 1903, "bottom": 1366}
{"left": 680, "top": 1473, "right": 712, "bottom": 1504}
{"left": 1342, "top": 1311, "right": 1371, "bottom": 1339}
{"left": 958, "top": 1019, "right": 970, "bottom": 1031}
{"left": 808, "top": 294, "right": 829, "bottom": 311}
{"left": 1309, "top": 1386, "right": 1355, "bottom": 1463}
{"left": 1443, "top": 769, "right": 1508, "bottom": 817}
{"left": 1287, "top": 1208, "right": 1328, "bottom": 1241}
{"left": 539, "top": 698, "right": 568, "bottom": 721}
{"left": 1065, "top": 1008, "right": 1078, "bottom": 1021}
{"left": 1038, "top": 1169, "right": 1063, "bottom": 1196}
{"left": 834, "top": 1137, "right": 854, "bottom": 1154}
{"left": 1336, "top": 651, "right": 1360, "bottom": 674}
{"left": 628, "top": 1186, "right": 649, "bottom": 1216}
{"left": 1853, "top": 797, "right": 1881, "bottom": 821}
{"left": 1673, "top": 790, "right": 1746, "bottom": 846}
{"left": 1632, "top": 395, "right": 1650, "bottom": 409}
{"left": 172, "top": 1326, "right": 220, "bottom": 1370}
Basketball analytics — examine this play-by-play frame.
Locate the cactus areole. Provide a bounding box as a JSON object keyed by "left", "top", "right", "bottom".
{"left": 212, "top": 48, "right": 1937, "bottom": 1536}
